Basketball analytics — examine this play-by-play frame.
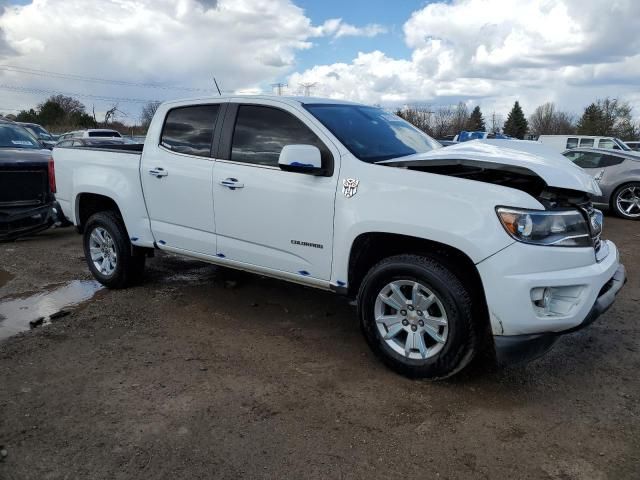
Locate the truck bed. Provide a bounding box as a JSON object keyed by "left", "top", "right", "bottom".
{"left": 53, "top": 145, "right": 154, "bottom": 247}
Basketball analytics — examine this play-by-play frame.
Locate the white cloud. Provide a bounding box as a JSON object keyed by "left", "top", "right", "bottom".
{"left": 0, "top": 0, "right": 382, "bottom": 118}
{"left": 317, "top": 18, "right": 387, "bottom": 39}
{"left": 0, "top": 0, "right": 639, "bottom": 121}
{"left": 289, "top": 0, "right": 640, "bottom": 116}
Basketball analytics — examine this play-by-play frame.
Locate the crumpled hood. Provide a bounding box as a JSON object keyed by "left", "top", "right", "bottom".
{"left": 380, "top": 139, "right": 601, "bottom": 195}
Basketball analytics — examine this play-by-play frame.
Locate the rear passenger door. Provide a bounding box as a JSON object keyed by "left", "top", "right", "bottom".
{"left": 141, "top": 103, "right": 224, "bottom": 256}
{"left": 565, "top": 151, "right": 626, "bottom": 198}
{"left": 212, "top": 101, "right": 339, "bottom": 281}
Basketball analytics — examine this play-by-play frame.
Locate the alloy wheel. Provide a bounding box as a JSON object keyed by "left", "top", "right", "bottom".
{"left": 374, "top": 280, "right": 449, "bottom": 360}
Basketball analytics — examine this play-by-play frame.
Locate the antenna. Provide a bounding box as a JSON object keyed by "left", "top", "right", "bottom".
{"left": 270, "top": 83, "right": 287, "bottom": 96}
{"left": 213, "top": 77, "right": 222, "bottom": 96}
{"left": 299, "top": 82, "right": 318, "bottom": 97}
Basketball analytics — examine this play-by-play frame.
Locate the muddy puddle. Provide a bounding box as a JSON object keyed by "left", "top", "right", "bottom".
{"left": 0, "top": 280, "right": 103, "bottom": 341}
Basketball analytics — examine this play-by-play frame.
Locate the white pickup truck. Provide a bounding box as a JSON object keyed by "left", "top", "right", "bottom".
{"left": 53, "top": 96, "right": 626, "bottom": 378}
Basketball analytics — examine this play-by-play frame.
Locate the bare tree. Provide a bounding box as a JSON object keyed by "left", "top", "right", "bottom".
{"left": 432, "top": 106, "right": 455, "bottom": 139}
{"left": 396, "top": 105, "right": 435, "bottom": 136}
{"left": 39, "top": 94, "right": 85, "bottom": 117}
{"left": 451, "top": 102, "right": 469, "bottom": 134}
{"left": 529, "top": 102, "right": 575, "bottom": 136}
{"left": 140, "top": 101, "right": 162, "bottom": 128}
{"left": 103, "top": 104, "right": 125, "bottom": 126}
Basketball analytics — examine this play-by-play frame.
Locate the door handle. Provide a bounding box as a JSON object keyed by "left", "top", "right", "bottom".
{"left": 219, "top": 178, "right": 244, "bottom": 189}
{"left": 148, "top": 167, "right": 168, "bottom": 178}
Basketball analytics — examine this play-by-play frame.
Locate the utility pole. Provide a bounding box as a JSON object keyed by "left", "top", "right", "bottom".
{"left": 299, "top": 82, "right": 318, "bottom": 97}
{"left": 270, "top": 83, "right": 287, "bottom": 96}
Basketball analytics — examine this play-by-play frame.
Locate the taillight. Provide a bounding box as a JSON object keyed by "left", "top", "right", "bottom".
{"left": 48, "top": 156, "right": 56, "bottom": 193}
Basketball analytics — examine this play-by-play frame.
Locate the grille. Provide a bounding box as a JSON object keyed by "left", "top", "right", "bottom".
{"left": 580, "top": 202, "right": 603, "bottom": 252}
{"left": 0, "top": 170, "right": 47, "bottom": 206}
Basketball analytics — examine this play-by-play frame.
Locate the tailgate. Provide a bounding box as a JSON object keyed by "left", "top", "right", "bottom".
{"left": 0, "top": 168, "right": 49, "bottom": 207}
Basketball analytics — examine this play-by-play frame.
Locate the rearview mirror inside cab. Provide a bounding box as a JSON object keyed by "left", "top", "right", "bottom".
{"left": 278, "top": 144, "right": 324, "bottom": 175}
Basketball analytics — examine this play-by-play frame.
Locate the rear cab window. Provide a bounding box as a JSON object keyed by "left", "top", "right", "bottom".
{"left": 160, "top": 105, "right": 220, "bottom": 157}
{"left": 88, "top": 131, "right": 121, "bottom": 138}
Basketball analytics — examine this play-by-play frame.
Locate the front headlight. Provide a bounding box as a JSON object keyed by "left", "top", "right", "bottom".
{"left": 496, "top": 207, "right": 592, "bottom": 247}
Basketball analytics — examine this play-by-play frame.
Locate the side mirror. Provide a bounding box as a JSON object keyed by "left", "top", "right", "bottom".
{"left": 278, "top": 144, "right": 324, "bottom": 175}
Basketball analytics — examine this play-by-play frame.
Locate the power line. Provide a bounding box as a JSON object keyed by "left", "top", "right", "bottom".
{"left": 0, "top": 83, "right": 159, "bottom": 104}
{"left": 299, "top": 82, "right": 318, "bottom": 97}
{"left": 0, "top": 64, "right": 213, "bottom": 93}
{"left": 270, "top": 83, "right": 287, "bottom": 96}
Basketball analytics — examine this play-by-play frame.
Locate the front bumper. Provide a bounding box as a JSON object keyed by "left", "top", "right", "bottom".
{"left": 493, "top": 263, "right": 626, "bottom": 364}
{"left": 477, "top": 240, "right": 621, "bottom": 336}
{"left": 0, "top": 202, "right": 57, "bottom": 241}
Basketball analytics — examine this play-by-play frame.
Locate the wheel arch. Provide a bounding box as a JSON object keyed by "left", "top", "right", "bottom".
{"left": 75, "top": 192, "right": 124, "bottom": 233}
{"left": 610, "top": 180, "right": 640, "bottom": 208}
{"left": 347, "top": 232, "right": 490, "bottom": 332}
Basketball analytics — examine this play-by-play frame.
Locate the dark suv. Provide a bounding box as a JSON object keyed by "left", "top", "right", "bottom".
{"left": 0, "top": 121, "right": 60, "bottom": 240}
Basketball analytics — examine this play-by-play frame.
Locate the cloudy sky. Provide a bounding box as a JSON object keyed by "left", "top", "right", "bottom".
{"left": 0, "top": 0, "right": 638, "bottom": 123}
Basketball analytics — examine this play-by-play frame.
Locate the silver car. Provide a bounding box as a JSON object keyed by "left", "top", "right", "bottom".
{"left": 563, "top": 148, "right": 640, "bottom": 220}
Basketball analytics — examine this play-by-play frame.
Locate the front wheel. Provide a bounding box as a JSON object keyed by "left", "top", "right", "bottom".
{"left": 358, "top": 254, "right": 478, "bottom": 379}
{"left": 611, "top": 183, "right": 640, "bottom": 220}
{"left": 83, "top": 211, "right": 145, "bottom": 289}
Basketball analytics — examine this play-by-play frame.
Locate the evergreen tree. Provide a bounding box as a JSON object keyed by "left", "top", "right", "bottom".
{"left": 467, "top": 106, "right": 485, "bottom": 131}
{"left": 503, "top": 101, "right": 528, "bottom": 139}
{"left": 577, "top": 103, "right": 605, "bottom": 135}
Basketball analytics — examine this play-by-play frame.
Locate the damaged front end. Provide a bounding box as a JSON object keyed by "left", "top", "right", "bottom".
{"left": 379, "top": 140, "right": 605, "bottom": 258}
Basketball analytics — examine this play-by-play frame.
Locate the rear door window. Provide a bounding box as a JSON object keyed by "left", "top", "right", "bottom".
{"left": 161, "top": 105, "right": 220, "bottom": 157}
{"left": 566, "top": 138, "right": 579, "bottom": 149}
{"left": 579, "top": 138, "right": 594, "bottom": 147}
{"left": 600, "top": 155, "right": 625, "bottom": 167}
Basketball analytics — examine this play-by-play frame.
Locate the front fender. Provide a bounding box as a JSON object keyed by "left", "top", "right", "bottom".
{"left": 331, "top": 155, "right": 543, "bottom": 285}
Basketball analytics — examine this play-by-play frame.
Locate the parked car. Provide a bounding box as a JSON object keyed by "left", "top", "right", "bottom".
{"left": 55, "top": 138, "right": 125, "bottom": 148}
{"left": 539, "top": 135, "right": 631, "bottom": 152}
{"left": 0, "top": 120, "right": 61, "bottom": 240}
{"left": 625, "top": 141, "right": 640, "bottom": 152}
{"left": 16, "top": 122, "right": 57, "bottom": 149}
{"left": 57, "top": 129, "right": 122, "bottom": 141}
{"left": 563, "top": 147, "right": 640, "bottom": 220}
{"left": 454, "top": 131, "right": 511, "bottom": 142}
{"left": 122, "top": 135, "right": 146, "bottom": 144}
{"left": 53, "top": 96, "right": 625, "bottom": 379}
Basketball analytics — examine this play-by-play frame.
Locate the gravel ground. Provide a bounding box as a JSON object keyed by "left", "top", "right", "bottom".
{"left": 0, "top": 218, "right": 638, "bottom": 479}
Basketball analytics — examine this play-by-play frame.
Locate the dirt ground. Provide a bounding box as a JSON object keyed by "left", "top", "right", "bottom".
{"left": 1, "top": 217, "right": 638, "bottom": 479}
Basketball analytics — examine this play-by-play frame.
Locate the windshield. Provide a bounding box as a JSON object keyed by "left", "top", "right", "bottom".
{"left": 614, "top": 138, "right": 631, "bottom": 151}
{"left": 304, "top": 104, "right": 440, "bottom": 163}
{"left": 26, "top": 125, "right": 52, "bottom": 140}
{"left": 0, "top": 124, "right": 41, "bottom": 149}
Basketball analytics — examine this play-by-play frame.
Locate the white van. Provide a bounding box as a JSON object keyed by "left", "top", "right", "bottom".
{"left": 538, "top": 135, "right": 631, "bottom": 152}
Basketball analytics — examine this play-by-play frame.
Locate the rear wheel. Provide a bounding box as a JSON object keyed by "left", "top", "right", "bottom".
{"left": 611, "top": 183, "right": 640, "bottom": 220}
{"left": 358, "top": 254, "right": 478, "bottom": 379}
{"left": 83, "top": 211, "right": 145, "bottom": 288}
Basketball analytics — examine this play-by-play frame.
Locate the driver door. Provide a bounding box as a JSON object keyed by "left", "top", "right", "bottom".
{"left": 212, "top": 101, "right": 339, "bottom": 280}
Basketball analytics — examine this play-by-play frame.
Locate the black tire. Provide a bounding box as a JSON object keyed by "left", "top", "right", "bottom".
{"left": 83, "top": 211, "right": 145, "bottom": 289}
{"left": 611, "top": 182, "right": 640, "bottom": 220}
{"left": 358, "top": 254, "right": 478, "bottom": 379}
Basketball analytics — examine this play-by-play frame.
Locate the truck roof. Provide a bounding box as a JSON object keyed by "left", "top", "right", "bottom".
{"left": 160, "top": 95, "right": 362, "bottom": 108}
